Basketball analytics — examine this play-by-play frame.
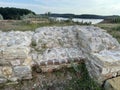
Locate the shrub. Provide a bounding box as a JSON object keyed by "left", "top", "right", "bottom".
{"left": 0, "top": 14, "right": 3, "bottom": 20}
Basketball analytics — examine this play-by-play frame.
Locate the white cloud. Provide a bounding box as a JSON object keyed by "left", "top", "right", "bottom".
{"left": 0, "top": 1, "right": 50, "bottom": 13}
{"left": 0, "top": 0, "right": 120, "bottom": 15}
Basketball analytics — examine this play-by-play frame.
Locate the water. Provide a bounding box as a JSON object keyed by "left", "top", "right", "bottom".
{"left": 53, "top": 17, "right": 103, "bottom": 24}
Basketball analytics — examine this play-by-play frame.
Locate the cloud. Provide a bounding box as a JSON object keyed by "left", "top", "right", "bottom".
{"left": 0, "top": 1, "right": 49, "bottom": 13}
{"left": 0, "top": 0, "right": 120, "bottom": 15}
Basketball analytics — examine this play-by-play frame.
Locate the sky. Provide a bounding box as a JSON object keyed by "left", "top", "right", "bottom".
{"left": 0, "top": 0, "right": 120, "bottom": 15}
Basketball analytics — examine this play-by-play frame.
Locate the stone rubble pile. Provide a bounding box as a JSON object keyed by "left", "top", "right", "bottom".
{"left": 0, "top": 26, "right": 120, "bottom": 90}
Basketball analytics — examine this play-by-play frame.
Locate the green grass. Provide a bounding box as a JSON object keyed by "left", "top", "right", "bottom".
{"left": 96, "top": 23, "right": 120, "bottom": 43}
{"left": 0, "top": 19, "right": 91, "bottom": 32}
{"left": 65, "top": 63, "right": 102, "bottom": 90}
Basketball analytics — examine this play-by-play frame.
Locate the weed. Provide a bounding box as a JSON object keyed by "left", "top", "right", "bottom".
{"left": 65, "top": 63, "right": 103, "bottom": 90}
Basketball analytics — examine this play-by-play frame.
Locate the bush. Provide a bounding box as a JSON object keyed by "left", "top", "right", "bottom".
{"left": 0, "top": 14, "right": 3, "bottom": 20}
{"left": 104, "top": 17, "right": 120, "bottom": 23}
{"left": 0, "top": 7, "right": 35, "bottom": 20}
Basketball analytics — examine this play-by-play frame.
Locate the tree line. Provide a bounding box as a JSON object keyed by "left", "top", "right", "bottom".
{"left": 104, "top": 16, "right": 120, "bottom": 23}
{"left": 0, "top": 7, "right": 35, "bottom": 20}
{"left": 41, "top": 13, "right": 107, "bottom": 19}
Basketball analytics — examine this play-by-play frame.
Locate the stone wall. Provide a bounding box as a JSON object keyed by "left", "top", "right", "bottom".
{"left": 77, "top": 26, "right": 120, "bottom": 84}
{"left": 0, "top": 26, "right": 120, "bottom": 89}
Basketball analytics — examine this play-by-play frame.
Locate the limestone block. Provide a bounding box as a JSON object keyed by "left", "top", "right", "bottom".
{"left": 23, "top": 56, "right": 32, "bottom": 66}
{"left": 13, "top": 66, "right": 32, "bottom": 79}
{"left": 2, "top": 67, "right": 13, "bottom": 78}
{"left": 104, "top": 77, "right": 120, "bottom": 90}
{"left": 0, "top": 78, "right": 7, "bottom": 84}
{"left": 85, "top": 49, "right": 120, "bottom": 84}
{"left": 0, "top": 66, "right": 13, "bottom": 79}
{"left": 10, "top": 60, "right": 21, "bottom": 66}
{"left": 3, "top": 46, "right": 30, "bottom": 60}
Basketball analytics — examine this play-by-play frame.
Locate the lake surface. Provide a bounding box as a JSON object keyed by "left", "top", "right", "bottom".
{"left": 53, "top": 17, "right": 103, "bottom": 24}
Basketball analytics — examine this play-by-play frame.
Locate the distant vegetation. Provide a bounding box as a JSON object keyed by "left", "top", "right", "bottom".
{"left": 41, "top": 13, "right": 106, "bottom": 19}
{"left": 0, "top": 7, "right": 35, "bottom": 20}
{"left": 0, "top": 17, "right": 92, "bottom": 31}
{"left": 41, "top": 13, "right": 120, "bottom": 19}
{"left": 103, "top": 16, "right": 120, "bottom": 23}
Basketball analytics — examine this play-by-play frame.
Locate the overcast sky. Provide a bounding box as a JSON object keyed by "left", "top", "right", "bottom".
{"left": 0, "top": 0, "right": 120, "bottom": 15}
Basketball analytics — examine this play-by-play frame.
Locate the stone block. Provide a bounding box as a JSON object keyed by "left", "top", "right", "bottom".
{"left": 104, "top": 77, "right": 120, "bottom": 90}
{"left": 3, "top": 46, "right": 30, "bottom": 60}
{"left": 13, "top": 66, "right": 32, "bottom": 80}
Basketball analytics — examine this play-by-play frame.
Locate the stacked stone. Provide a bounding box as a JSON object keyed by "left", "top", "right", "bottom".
{"left": 77, "top": 26, "right": 120, "bottom": 84}
{"left": 0, "top": 31, "right": 33, "bottom": 83}
{"left": 31, "top": 26, "right": 85, "bottom": 72}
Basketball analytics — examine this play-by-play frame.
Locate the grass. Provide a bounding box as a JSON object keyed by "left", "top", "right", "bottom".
{"left": 0, "top": 19, "right": 91, "bottom": 32}
{"left": 65, "top": 63, "right": 103, "bottom": 90}
{"left": 96, "top": 23, "right": 120, "bottom": 43}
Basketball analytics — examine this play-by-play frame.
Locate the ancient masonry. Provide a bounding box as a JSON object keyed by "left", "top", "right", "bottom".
{"left": 0, "top": 26, "right": 120, "bottom": 89}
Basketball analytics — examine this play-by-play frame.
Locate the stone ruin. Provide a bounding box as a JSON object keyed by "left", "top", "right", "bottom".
{"left": 0, "top": 26, "right": 120, "bottom": 89}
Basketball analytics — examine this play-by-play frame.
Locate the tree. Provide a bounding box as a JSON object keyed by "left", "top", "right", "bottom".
{"left": 0, "top": 7, "right": 36, "bottom": 20}
{"left": 21, "top": 13, "right": 35, "bottom": 20}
